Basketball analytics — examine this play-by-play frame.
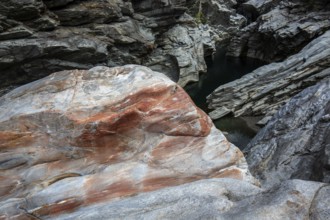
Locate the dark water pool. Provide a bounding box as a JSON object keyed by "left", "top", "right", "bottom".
{"left": 184, "top": 48, "right": 266, "bottom": 149}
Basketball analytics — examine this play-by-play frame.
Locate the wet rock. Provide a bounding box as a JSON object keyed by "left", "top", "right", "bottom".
{"left": 0, "top": 65, "right": 256, "bottom": 219}
{"left": 244, "top": 78, "right": 330, "bottom": 187}
{"left": 207, "top": 30, "right": 330, "bottom": 121}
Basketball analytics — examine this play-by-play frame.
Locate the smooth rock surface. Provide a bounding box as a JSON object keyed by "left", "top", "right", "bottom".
{"left": 244, "top": 78, "right": 330, "bottom": 187}
{"left": 7, "top": 178, "right": 327, "bottom": 220}
{"left": 0, "top": 65, "right": 255, "bottom": 219}
{"left": 207, "top": 30, "right": 330, "bottom": 122}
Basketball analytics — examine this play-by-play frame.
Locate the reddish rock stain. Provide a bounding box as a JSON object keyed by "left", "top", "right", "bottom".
{"left": 85, "top": 180, "right": 136, "bottom": 204}
{"left": 31, "top": 198, "right": 83, "bottom": 217}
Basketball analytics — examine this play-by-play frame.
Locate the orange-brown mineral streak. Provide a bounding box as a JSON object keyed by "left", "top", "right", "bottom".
{"left": 109, "top": 85, "right": 172, "bottom": 112}
{"left": 196, "top": 108, "right": 213, "bottom": 136}
{"left": 30, "top": 198, "right": 83, "bottom": 217}
{"left": 77, "top": 85, "right": 172, "bottom": 124}
{"left": 142, "top": 176, "right": 183, "bottom": 192}
{"left": 163, "top": 86, "right": 211, "bottom": 136}
{"left": 150, "top": 136, "right": 197, "bottom": 160}
{"left": 0, "top": 132, "right": 36, "bottom": 148}
{"left": 141, "top": 176, "right": 201, "bottom": 193}
{"left": 0, "top": 176, "right": 20, "bottom": 198}
{"left": 75, "top": 85, "right": 173, "bottom": 140}
{"left": 212, "top": 168, "right": 244, "bottom": 180}
{"left": 144, "top": 86, "right": 212, "bottom": 137}
{"left": 85, "top": 179, "right": 137, "bottom": 204}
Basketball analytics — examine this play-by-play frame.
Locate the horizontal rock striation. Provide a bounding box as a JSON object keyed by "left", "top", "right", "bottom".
{"left": 228, "top": 0, "right": 330, "bottom": 62}
{"left": 244, "top": 78, "right": 330, "bottom": 187}
{"left": 144, "top": 24, "right": 215, "bottom": 86}
{"left": 207, "top": 30, "right": 330, "bottom": 122}
{"left": 6, "top": 178, "right": 328, "bottom": 219}
{"left": 0, "top": 0, "right": 223, "bottom": 95}
{"left": 0, "top": 65, "right": 255, "bottom": 219}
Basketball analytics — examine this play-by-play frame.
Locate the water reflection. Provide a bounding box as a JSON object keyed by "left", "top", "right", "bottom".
{"left": 213, "top": 116, "right": 259, "bottom": 150}
{"left": 184, "top": 48, "right": 266, "bottom": 149}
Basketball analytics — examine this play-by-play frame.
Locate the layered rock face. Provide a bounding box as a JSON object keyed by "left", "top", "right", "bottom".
{"left": 0, "top": 65, "right": 255, "bottom": 219}
{"left": 44, "top": 179, "right": 330, "bottom": 220}
{"left": 143, "top": 24, "right": 215, "bottom": 86}
{"left": 207, "top": 30, "right": 330, "bottom": 122}
{"left": 228, "top": 0, "right": 330, "bottom": 62}
{"left": 187, "top": 0, "right": 247, "bottom": 44}
{"left": 244, "top": 78, "right": 330, "bottom": 187}
{"left": 0, "top": 0, "right": 223, "bottom": 95}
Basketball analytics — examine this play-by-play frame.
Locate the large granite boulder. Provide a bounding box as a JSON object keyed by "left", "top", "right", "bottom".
{"left": 207, "top": 30, "right": 330, "bottom": 123}
{"left": 0, "top": 65, "right": 256, "bottom": 219}
{"left": 244, "top": 78, "right": 330, "bottom": 187}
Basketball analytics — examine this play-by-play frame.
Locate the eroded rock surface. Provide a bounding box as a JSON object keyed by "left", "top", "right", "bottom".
{"left": 0, "top": 0, "right": 222, "bottom": 95}
{"left": 0, "top": 65, "right": 255, "bottom": 219}
{"left": 207, "top": 30, "right": 330, "bottom": 122}
{"left": 228, "top": 0, "right": 330, "bottom": 62}
{"left": 144, "top": 23, "right": 215, "bottom": 86}
{"left": 5, "top": 177, "right": 327, "bottom": 220}
{"left": 244, "top": 78, "right": 330, "bottom": 187}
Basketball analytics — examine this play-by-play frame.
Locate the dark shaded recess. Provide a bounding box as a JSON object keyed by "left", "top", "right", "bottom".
{"left": 132, "top": 0, "right": 186, "bottom": 13}
{"left": 300, "top": 0, "right": 330, "bottom": 10}
{"left": 236, "top": 4, "right": 259, "bottom": 24}
{"left": 214, "top": 116, "right": 260, "bottom": 150}
{"left": 185, "top": 48, "right": 266, "bottom": 111}
{"left": 43, "top": 0, "right": 76, "bottom": 9}
{"left": 0, "top": 0, "right": 45, "bottom": 21}
{"left": 184, "top": 48, "right": 266, "bottom": 149}
{"left": 146, "top": 54, "right": 180, "bottom": 83}
{"left": 310, "top": 102, "right": 330, "bottom": 182}
{"left": 0, "top": 45, "right": 107, "bottom": 96}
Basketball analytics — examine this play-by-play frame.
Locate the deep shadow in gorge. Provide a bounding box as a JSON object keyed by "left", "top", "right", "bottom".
{"left": 184, "top": 48, "right": 266, "bottom": 149}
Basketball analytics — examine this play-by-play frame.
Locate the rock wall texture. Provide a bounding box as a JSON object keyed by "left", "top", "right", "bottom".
{"left": 244, "top": 78, "right": 330, "bottom": 187}
{"left": 0, "top": 65, "right": 256, "bottom": 219}
{"left": 207, "top": 30, "right": 330, "bottom": 122}
{"left": 0, "top": 0, "right": 221, "bottom": 95}
{"left": 227, "top": 0, "right": 330, "bottom": 62}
